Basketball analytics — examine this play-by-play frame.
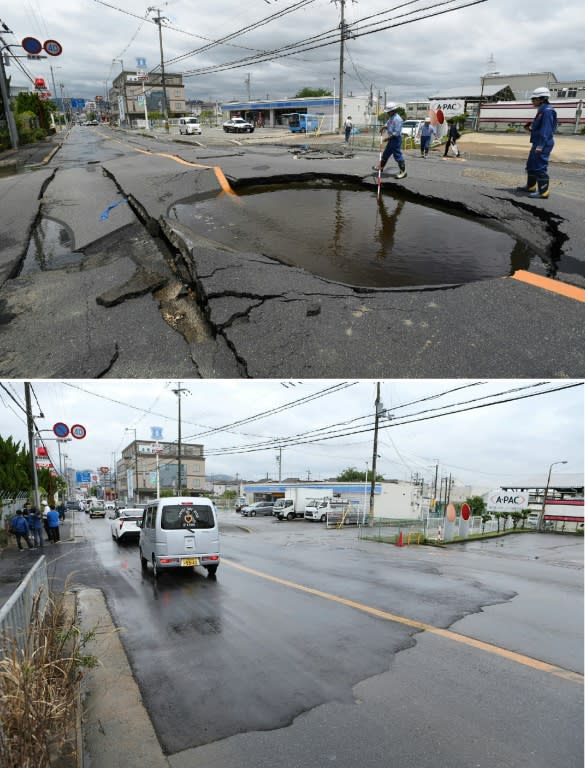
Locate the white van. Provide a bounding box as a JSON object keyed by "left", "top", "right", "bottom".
{"left": 138, "top": 496, "right": 220, "bottom": 578}
{"left": 178, "top": 117, "right": 202, "bottom": 135}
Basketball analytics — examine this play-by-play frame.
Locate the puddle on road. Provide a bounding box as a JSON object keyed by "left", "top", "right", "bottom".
{"left": 171, "top": 181, "right": 531, "bottom": 288}
{"left": 21, "top": 217, "right": 85, "bottom": 275}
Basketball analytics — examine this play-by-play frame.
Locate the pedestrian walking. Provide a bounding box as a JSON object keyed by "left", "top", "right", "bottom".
{"left": 41, "top": 500, "right": 50, "bottom": 538}
{"left": 417, "top": 116, "right": 436, "bottom": 158}
{"left": 443, "top": 120, "right": 461, "bottom": 158}
{"left": 517, "top": 86, "right": 557, "bottom": 199}
{"left": 344, "top": 115, "right": 353, "bottom": 143}
{"left": 373, "top": 103, "right": 407, "bottom": 179}
{"left": 9, "top": 510, "right": 34, "bottom": 551}
{"left": 29, "top": 506, "right": 44, "bottom": 548}
{"left": 46, "top": 505, "right": 60, "bottom": 543}
{"left": 58, "top": 501, "right": 66, "bottom": 521}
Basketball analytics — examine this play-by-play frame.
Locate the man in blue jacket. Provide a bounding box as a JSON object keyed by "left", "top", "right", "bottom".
{"left": 10, "top": 509, "right": 33, "bottom": 551}
{"left": 374, "top": 103, "right": 407, "bottom": 179}
{"left": 519, "top": 86, "right": 557, "bottom": 199}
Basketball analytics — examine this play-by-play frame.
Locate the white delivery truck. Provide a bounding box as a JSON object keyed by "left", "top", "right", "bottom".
{"left": 304, "top": 497, "right": 360, "bottom": 524}
{"left": 274, "top": 488, "right": 333, "bottom": 521}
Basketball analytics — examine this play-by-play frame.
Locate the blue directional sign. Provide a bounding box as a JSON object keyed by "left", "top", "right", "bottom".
{"left": 76, "top": 471, "right": 91, "bottom": 484}
{"left": 71, "top": 98, "right": 86, "bottom": 109}
{"left": 21, "top": 37, "right": 42, "bottom": 55}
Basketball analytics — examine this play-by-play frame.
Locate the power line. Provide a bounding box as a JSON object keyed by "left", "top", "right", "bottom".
{"left": 203, "top": 382, "right": 582, "bottom": 456}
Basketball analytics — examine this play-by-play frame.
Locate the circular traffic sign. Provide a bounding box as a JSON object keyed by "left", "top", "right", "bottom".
{"left": 71, "top": 424, "right": 87, "bottom": 440}
{"left": 43, "top": 39, "right": 63, "bottom": 56}
{"left": 21, "top": 36, "right": 42, "bottom": 55}
{"left": 53, "top": 422, "right": 70, "bottom": 438}
{"left": 461, "top": 502, "right": 471, "bottom": 521}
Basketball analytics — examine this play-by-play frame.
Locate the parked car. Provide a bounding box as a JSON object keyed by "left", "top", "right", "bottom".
{"left": 89, "top": 505, "right": 106, "bottom": 518}
{"left": 241, "top": 501, "right": 275, "bottom": 517}
{"left": 223, "top": 117, "right": 254, "bottom": 134}
{"left": 110, "top": 508, "right": 143, "bottom": 543}
{"left": 178, "top": 116, "right": 202, "bottom": 135}
{"left": 66, "top": 500, "right": 80, "bottom": 511}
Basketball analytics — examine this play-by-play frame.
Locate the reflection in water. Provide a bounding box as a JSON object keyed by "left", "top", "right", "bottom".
{"left": 21, "top": 217, "right": 84, "bottom": 275}
{"left": 171, "top": 183, "right": 533, "bottom": 288}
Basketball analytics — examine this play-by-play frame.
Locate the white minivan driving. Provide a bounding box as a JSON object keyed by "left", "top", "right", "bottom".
{"left": 138, "top": 497, "right": 220, "bottom": 579}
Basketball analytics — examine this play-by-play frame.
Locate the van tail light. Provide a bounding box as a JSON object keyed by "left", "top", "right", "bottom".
{"left": 160, "top": 558, "right": 179, "bottom": 564}
{"left": 208, "top": 555, "right": 219, "bottom": 561}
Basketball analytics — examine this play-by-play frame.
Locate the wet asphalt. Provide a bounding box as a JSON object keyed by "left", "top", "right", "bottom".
{"left": 0, "top": 127, "right": 584, "bottom": 377}
{"left": 40, "top": 510, "right": 584, "bottom": 768}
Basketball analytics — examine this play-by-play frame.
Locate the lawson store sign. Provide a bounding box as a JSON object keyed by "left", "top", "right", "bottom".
{"left": 486, "top": 490, "right": 529, "bottom": 513}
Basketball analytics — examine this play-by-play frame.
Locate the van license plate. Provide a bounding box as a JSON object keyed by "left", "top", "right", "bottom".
{"left": 182, "top": 558, "right": 199, "bottom": 567}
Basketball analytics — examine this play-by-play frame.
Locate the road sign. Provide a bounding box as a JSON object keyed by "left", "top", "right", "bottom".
{"left": 53, "top": 422, "right": 70, "bottom": 438}
{"left": 76, "top": 471, "right": 91, "bottom": 483}
{"left": 152, "top": 442, "right": 163, "bottom": 453}
{"left": 460, "top": 502, "right": 471, "bottom": 521}
{"left": 22, "top": 36, "right": 42, "bottom": 55}
{"left": 71, "top": 424, "right": 87, "bottom": 440}
{"left": 43, "top": 39, "right": 63, "bottom": 57}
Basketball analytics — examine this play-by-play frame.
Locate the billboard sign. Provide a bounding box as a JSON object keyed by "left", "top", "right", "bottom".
{"left": 486, "top": 489, "right": 529, "bottom": 513}
{"left": 76, "top": 471, "right": 91, "bottom": 484}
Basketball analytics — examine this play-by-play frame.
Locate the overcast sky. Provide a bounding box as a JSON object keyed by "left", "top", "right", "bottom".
{"left": 1, "top": 379, "right": 583, "bottom": 490}
{"left": 3, "top": 0, "right": 583, "bottom": 105}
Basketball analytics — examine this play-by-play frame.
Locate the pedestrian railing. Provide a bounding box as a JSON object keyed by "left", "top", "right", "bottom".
{"left": 0, "top": 555, "right": 48, "bottom": 659}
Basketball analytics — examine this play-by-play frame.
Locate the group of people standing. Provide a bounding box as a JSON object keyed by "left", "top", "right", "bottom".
{"left": 9, "top": 500, "right": 63, "bottom": 550}
{"left": 366, "top": 85, "right": 557, "bottom": 199}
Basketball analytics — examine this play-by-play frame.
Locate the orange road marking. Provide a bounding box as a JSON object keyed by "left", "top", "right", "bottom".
{"left": 223, "top": 559, "right": 583, "bottom": 684}
{"left": 114, "top": 140, "right": 238, "bottom": 198}
{"left": 511, "top": 270, "right": 585, "bottom": 303}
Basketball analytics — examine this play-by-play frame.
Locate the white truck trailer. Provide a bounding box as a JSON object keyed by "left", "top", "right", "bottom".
{"left": 274, "top": 488, "right": 333, "bottom": 520}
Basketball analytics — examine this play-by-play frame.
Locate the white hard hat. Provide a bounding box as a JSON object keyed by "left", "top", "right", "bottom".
{"left": 384, "top": 102, "right": 398, "bottom": 112}
{"left": 531, "top": 87, "right": 550, "bottom": 99}
{"left": 424, "top": 116, "right": 431, "bottom": 122}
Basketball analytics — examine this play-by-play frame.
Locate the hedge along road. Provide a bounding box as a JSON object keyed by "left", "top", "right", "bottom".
{"left": 0, "top": 125, "right": 584, "bottom": 377}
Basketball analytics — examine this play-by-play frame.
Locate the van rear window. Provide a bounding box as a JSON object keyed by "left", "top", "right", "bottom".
{"left": 161, "top": 504, "right": 215, "bottom": 529}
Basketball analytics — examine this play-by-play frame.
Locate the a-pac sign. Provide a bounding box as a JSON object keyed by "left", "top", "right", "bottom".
{"left": 486, "top": 490, "right": 529, "bottom": 512}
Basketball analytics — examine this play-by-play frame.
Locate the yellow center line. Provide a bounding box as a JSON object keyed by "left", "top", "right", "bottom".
{"left": 224, "top": 558, "right": 583, "bottom": 684}
{"left": 511, "top": 270, "right": 585, "bottom": 303}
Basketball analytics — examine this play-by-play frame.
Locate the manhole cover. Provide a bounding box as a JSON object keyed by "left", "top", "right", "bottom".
{"left": 171, "top": 181, "right": 532, "bottom": 288}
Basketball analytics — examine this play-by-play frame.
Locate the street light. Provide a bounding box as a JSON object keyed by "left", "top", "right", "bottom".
{"left": 538, "top": 460, "right": 568, "bottom": 531}
{"left": 124, "top": 428, "right": 138, "bottom": 502}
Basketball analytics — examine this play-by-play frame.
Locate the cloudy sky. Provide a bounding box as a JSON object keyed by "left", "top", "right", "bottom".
{"left": 3, "top": 0, "right": 583, "bottom": 105}
{"left": 1, "top": 379, "right": 583, "bottom": 490}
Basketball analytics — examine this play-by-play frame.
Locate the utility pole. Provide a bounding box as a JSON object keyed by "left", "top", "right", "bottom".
{"left": 24, "top": 383, "right": 41, "bottom": 509}
{"left": 150, "top": 7, "right": 169, "bottom": 120}
{"left": 433, "top": 461, "right": 439, "bottom": 510}
{"left": 276, "top": 446, "right": 282, "bottom": 482}
{"left": 368, "top": 382, "right": 381, "bottom": 525}
{"left": 335, "top": 0, "right": 347, "bottom": 133}
{"left": 172, "top": 382, "right": 190, "bottom": 495}
{"left": 245, "top": 73, "right": 251, "bottom": 101}
{"left": 0, "top": 26, "right": 19, "bottom": 149}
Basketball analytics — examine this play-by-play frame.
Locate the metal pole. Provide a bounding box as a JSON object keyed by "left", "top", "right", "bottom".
{"left": 537, "top": 460, "right": 567, "bottom": 531}
{"left": 152, "top": 8, "right": 169, "bottom": 120}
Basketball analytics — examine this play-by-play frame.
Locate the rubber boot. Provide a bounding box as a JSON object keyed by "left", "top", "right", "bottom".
{"left": 396, "top": 161, "right": 407, "bottom": 179}
{"left": 528, "top": 178, "right": 549, "bottom": 199}
{"left": 517, "top": 175, "right": 537, "bottom": 193}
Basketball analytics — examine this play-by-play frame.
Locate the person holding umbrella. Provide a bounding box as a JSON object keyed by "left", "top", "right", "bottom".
{"left": 373, "top": 103, "right": 407, "bottom": 179}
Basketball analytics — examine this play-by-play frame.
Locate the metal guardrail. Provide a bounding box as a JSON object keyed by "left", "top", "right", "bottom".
{"left": 0, "top": 555, "right": 48, "bottom": 658}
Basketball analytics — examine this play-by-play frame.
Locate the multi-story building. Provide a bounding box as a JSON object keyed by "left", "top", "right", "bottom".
{"left": 109, "top": 71, "right": 185, "bottom": 127}
{"left": 116, "top": 439, "right": 205, "bottom": 503}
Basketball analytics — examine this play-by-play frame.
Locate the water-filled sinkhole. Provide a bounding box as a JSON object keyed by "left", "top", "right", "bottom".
{"left": 172, "top": 181, "right": 532, "bottom": 288}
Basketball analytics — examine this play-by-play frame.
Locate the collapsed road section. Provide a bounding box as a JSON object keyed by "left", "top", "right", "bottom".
{"left": 0, "top": 133, "right": 584, "bottom": 377}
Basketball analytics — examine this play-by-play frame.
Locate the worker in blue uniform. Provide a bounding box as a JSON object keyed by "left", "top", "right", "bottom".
{"left": 374, "top": 102, "right": 407, "bottom": 179}
{"left": 518, "top": 86, "right": 557, "bottom": 199}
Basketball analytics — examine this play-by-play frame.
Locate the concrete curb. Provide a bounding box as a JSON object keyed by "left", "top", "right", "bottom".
{"left": 77, "top": 588, "right": 170, "bottom": 768}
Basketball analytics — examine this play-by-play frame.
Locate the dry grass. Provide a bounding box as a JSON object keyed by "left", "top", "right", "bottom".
{"left": 0, "top": 581, "right": 97, "bottom": 768}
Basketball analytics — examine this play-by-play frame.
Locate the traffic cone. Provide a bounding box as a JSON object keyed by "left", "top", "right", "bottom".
{"left": 396, "top": 531, "right": 403, "bottom": 547}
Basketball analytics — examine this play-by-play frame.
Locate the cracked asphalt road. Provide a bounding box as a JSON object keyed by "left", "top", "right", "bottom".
{"left": 0, "top": 126, "right": 583, "bottom": 377}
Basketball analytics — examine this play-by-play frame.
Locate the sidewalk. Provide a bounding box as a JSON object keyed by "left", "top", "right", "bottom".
{"left": 0, "top": 516, "right": 74, "bottom": 606}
